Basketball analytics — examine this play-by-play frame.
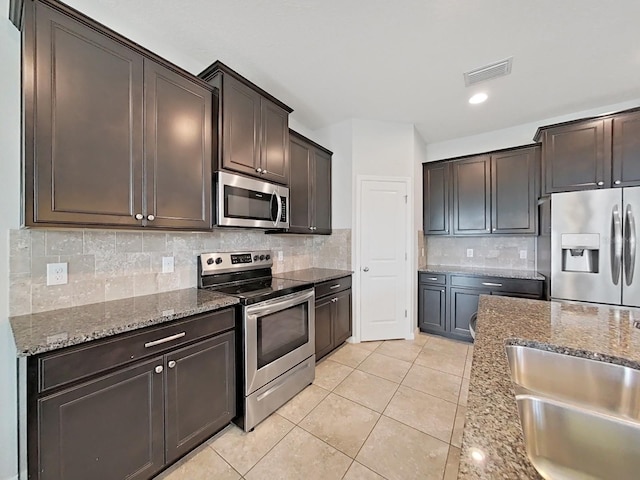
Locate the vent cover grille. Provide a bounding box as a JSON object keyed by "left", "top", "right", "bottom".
{"left": 464, "top": 57, "right": 513, "bottom": 86}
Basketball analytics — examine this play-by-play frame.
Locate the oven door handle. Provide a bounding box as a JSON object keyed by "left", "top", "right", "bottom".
{"left": 245, "top": 289, "right": 315, "bottom": 317}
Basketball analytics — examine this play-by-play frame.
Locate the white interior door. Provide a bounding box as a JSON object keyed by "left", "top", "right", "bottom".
{"left": 359, "top": 178, "right": 409, "bottom": 341}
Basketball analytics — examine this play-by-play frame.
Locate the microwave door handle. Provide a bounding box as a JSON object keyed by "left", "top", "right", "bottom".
{"left": 612, "top": 204, "right": 623, "bottom": 285}
{"left": 625, "top": 204, "right": 636, "bottom": 286}
{"left": 272, "top": 190, "right": 282, "bottom": 227}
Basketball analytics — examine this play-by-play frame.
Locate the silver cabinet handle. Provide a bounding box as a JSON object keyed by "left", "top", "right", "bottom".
{"left": 256, "top": 167, "right": 262, "bottom": 173}
{"left": 481, "top": 282, "right": 502, "bottom": 287}
{"left": 155, "top": 366, "right": 163, "bottom": 374}
{"left": 615, "top": 180, "right": 622, "bottom": 185}
{"left": 597, "top": 181, "right": 605, "bottom": 186}
{"left": 363, "top": 267, "right": 369, "bottom": 272}
{"left": 427, "top": 277, "right": 438, "bottom": 281}
{"left": 144, "top": 332, "right": 186, "bottom": 348}
{"left": 168, "top": 360, "right": 176, "bottom": 369}
{"left": 624, "top": 204, "right": 636, "bottom": 286}
{"left": 147, "top": 214, "right": 155, "bottom": 221}
{"left": 329, "top": 284, "right": 341, "bottom": 289}
{"left": 135, "top": 213, "right": 144, "bottom": 220}
{"left": 611, "top": 204, "right": 623, "bottom": 285}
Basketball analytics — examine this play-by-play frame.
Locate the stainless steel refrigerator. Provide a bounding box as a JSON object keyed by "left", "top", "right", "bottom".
{"left": 551, "top": 188, "right": 639, "bottom": 306}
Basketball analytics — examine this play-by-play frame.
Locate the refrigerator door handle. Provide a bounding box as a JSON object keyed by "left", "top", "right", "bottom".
{"left": 611, "top": 204, "right": 623, "bottom": 285}
{"left": 624, "top": 204, "right": 636, "bottom": 286}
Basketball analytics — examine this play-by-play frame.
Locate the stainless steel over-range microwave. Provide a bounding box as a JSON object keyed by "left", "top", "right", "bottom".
{"left": 215, "top": 171, "right": 289, "bottom": 229}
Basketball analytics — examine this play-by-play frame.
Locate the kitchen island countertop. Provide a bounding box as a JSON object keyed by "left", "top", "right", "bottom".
{"left": 460, "top": 295, "right": 640, "bottom": 479}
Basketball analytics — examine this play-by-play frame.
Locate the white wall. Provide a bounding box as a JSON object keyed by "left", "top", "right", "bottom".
{"left": 0, "top": 0, "right": 22, "bottom": 478}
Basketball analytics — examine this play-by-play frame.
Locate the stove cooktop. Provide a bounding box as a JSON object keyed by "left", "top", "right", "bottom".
{"left": 203, "top": 277, "right": 312, "bottom": 306}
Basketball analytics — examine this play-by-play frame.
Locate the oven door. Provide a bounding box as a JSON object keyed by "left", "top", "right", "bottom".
{"left": 244, "top": 289, "right": 315, "bottom": 395}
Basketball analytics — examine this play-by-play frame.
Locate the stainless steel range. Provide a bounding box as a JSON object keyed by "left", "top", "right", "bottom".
{"left": 198, "top": 251, "right": 315, "bottom": 432}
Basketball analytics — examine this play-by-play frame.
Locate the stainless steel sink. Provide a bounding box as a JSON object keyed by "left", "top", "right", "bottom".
{"left": 505, "top": 345, "right": 640, "bottom": 480}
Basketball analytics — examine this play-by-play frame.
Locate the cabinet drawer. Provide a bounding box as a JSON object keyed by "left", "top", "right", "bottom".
{"left": 315, "top": 276, "right": 351, "bottom": 298}
{"left": 37, "top": 308, "right": 235, "bottom": 393}
{"left": 419, "top": 273, "right": 446, "bottom": 285}
{"left": 450, "top": 275, "right": 542, "bottom": 295}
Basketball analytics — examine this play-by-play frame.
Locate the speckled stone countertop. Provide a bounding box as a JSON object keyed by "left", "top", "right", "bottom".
{"left": 419, "top": 264, "right": 545, "bottom": 281}
{"left": 273, "top": 267, "right": 353, "bottom": 284}
{"left": 459, "top": 295, "right": 640, "bottom": 479}
{"left": 10, "top": 288, "right": 239, "bottom": 357}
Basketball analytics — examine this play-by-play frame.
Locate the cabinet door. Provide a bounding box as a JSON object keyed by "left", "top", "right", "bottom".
{"left": 315, "top": 296, "right": 334, "bottom": 361}
{"left": 612, "top": 110, "right": 640, "bottom": 188}
{"left": 423, "top": 162, "right": 450, "bottom": 235}
{"left": 260, "top": 99, "right": 290, "bottom": 185}
{"left": 221, "top": 74, "right": 261, "bottom": 176}
{"left": 452, "top": 156, "right": 491, "bottom": 235}
{"left": 450, "top": 288, "right": 488, "bottom": 341}
{"left": 542, "top": 119, "right": 611, "bottom": 194}
{"left": 491, "top": 147, "right": 539, "bottom": 234}
{"left": 29, "top": 2, "right": 144, "bottom": 227}
{"left": 144, "top": 60, "right": 212, "bottom": 230}
{"left": 333, "top": 289, "right": 352, "bottom": 347}
{"left": 288, "top": 135, "right": 313, "bottom": 233}
{"left": 418, "top": 284, "right": 447, "bottom": 334}
{"left": 313, "top": 149, "right": 333, "bottom": 234}
{"left": 165, "top": 332, "right": 235, "bottom": 464}
{"left": 37, "top": 357, "right": 164, "bottom": 480}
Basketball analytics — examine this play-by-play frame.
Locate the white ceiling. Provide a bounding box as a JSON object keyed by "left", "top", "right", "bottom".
{"left": 66, "top": 0, "right": 640, "bottom": 143}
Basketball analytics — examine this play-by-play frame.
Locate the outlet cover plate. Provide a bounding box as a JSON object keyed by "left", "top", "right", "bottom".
{"left": 466, "top": 249, "right": 474, "bottom": 258}
{"left": 520, "top": 250, "right": 528, "bottom": 260}
{"left": 47, "top": 263, "right": 68, "bottom": 286}
{"left": 162, "top": 256, "right": 175, "bottom": 273}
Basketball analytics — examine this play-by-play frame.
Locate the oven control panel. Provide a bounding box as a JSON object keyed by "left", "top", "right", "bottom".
{"left": 199, "top": 250, "right": 273, "bottom": 275}
{"left": 231, "top": 253, "right": 253, "bottom": 264}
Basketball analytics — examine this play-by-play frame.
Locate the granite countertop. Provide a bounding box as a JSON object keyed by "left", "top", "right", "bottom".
{"left": 459, "top": 295, "right": 640, "bottom": 479}
{"left": 273, "top": 267, "right": 353, "bottom": 284}
{"left": 418, "top": 264, "right": 545, "bottom": 281}
{"left": 9, "top": 288, "right": 239, "bottom": 357}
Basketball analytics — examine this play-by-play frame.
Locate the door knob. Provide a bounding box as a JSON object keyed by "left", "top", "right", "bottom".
{"left": 363, "top": 267, "right": 369, "bottom": 272}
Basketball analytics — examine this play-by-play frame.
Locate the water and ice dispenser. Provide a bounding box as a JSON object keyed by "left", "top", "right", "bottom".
{"left": 561, "top": 234, "right": 600, "bottom": 273}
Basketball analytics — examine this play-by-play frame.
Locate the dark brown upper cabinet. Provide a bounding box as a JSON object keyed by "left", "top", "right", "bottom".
{"left": 22, "top": 0, "right": 214, "bottom": 230}
{"left": 423, "top": 162, "right": 450, "bottom": 235}
{"left": 612, "top": 110, "right": 640, "bottom": 188}
{"left": 199, "top": 62, "right": 293, "bottom": 186}
{"left": 287, "top": 130, "right": 332, "bottom": 234}
{"left": 491, "top": 146, "right": 539, "bottom": 234}
{"left": 452, "top": 156, "right": 491, "bottom": 235}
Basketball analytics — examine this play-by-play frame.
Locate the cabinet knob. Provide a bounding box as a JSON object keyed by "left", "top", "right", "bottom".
{"left": 147, "top": 214, "right": 155, "bottom": 221}
{"left": 262, "top": 170, "right": 268, "bottom": 174}
{"left": 135, "top": 213, "right": 144, "bottom": 220}
{"left": 155, "top": 366, "right": 163, "bottom": 374}
{"left": 168, "top": 360, "right": 176, "bottom": 369}
{"left": 309, "top": 226, "right": 314, "bottom": 231}
{"left": 441, "top": 289, "right": 445, "bottom": 293}
{"left": 492, "top": 228, "right": 496, "bottom": 232}
{"left": 256, "top": 167, "right": 262, "bottom": 173}
{"left": 615, "top": 180, "right": 621, "bottom": 185}
{"left": 597, "top": 181, "right": 604, "bottom": 186}
{"left": 332, "top": 298, "right": 338, "bottom": 303}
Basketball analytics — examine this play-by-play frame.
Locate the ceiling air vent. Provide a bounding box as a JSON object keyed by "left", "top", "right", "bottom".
{"left": 464, "top": 57, "right": 513, "bottom": 87}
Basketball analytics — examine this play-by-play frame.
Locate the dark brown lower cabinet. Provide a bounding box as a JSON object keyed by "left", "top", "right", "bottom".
{"left": 418, "top": 284, "right": 447, "bottom": 335}
{"left": 314, "top": 296, "right": 334, "bottom": 360}
{"left": 315, "top": 277, "right": 352, "bottom": 361}
{"left": 449, "top": 287, "right": 490, "bottom": 341}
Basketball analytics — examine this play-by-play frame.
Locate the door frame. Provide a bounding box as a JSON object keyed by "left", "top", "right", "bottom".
{"left": 353, "top": 175, "right": 414, "bottom": 343}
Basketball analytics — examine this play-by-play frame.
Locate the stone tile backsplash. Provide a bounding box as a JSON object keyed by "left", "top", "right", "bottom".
{"left": 425, "top": 235, "right": 535, "bottom": 270}
{"left": 9, "top": 228, "right": 351, "bottom": 316}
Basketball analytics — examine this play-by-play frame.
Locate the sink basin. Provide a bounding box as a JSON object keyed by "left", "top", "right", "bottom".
{"left": 505, "top": 345, "right": 640, "bottom": 480}
{"left": 517, "top": 395, "right": 640, "bottom": 480}
{"left": 505, "top": 345, "right": 640, "bottom": 420}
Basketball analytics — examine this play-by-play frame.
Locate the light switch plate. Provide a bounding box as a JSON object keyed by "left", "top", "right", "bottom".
{"left": 277, "top": 251, "right": 284, "bottom": 261}
{"left": 466, "top": 249, "right": 474, "bottom": 258}
{"left": 47, "top": 263, "right": 68, "bottom": 286}
{"left": 162, "top": 256, "right": 175, "bottom": 273}
{"left": 520, "top": 250, "right": 528, "bottom": 260}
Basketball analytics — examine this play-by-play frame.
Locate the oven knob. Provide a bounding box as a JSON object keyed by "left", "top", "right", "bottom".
{"left": 253, "top": 255, "right": 258, "bottom": 261}
{"left": 259, "top": 255, "right": 265, "bottom": 261}
{"left": 206, "top": 258, "right": 214, "bottom": 265}
{"left": 266, "top": 254, "right": 271, "bottom": 260}
{"left": 215, "top": 257, "right": 223, "bottom": 265}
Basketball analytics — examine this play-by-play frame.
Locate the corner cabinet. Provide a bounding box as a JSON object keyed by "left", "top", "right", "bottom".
{"left": 288, "top": 130, "right": 332, "bottom": 234}
{"left": 315, "top": 276, "right": 352, "bottom": 361}
{"left": 28, "top": 308, "right": 236, "bottom": 480}
{"left": 22, "top": 0, "right": 213, "bottom": 229}
{"left": 423, "top": 162, "right": 450, "bottom": 235}
{"left": 199, "top": 61, "right": 292, "bottom": 185}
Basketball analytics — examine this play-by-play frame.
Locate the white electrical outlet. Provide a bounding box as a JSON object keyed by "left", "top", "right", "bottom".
{"left": 466, "top": 249, "right": 474, "bottom": 258}
{"left": 47, "top": 263, "right": 68, "bottom": 286}
{"left": 277, "top": 251, "right": 284, "bottom": 261}
{"left": 520, "top": 250, "right": 528, "bottom": 260}
{"left": 162, "top": 256, "right": 175, "bottom": 273}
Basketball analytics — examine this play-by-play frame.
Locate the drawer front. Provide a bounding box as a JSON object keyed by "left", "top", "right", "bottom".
{"left": 38, "top": 308, "right": 235, "bottom": 393}
{"left": 315, "top": 276, "right": 351, "bottom": 298}
{"left": 450, "top": 275, "right": 543, "bottom": 295}
{"left": 418, "top": 273, "right": 446, "bottom": 285}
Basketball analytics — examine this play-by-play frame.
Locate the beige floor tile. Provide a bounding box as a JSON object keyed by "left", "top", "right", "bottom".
{"left": 245, "top": 426, "right": 351, "bottom": 480}
{"left": 155, "top": 443, "right": 240, "bottom": 480}
{"left": 356, "top": 416, "right": 448, "bottom": 480}
{"left": 444, "top": 446, "right": 461, "bottom": 480}
{"left": 424, "top": 336, "right": 469, "bottom": 358}
{"left": 327, "top": 343, "right": 372, "bottom": 368}
{"left": 464, "top": 355, "right": 473, "bottom": 379}
{"left": 343, "top": 461, "right": 385, "bottom": 480}
{"left": 355, "top": 340, "right": 383, "bottom": 351}
{"left": 459, "top": 377, "right": 470, "bottom": 406}
{"left": 357, "top": 353, "right": 412, "bottom": 383}
{"left": 384, "top": 386, "right": 456, "bottom": 443}
{"left": 451, "top": 406, "right": 466, "bottom": 447}
{"left": 412, "top": 332, "right": 429, "bottom": 346}
{"left": 376, "top": 340, "right": 423, "bottom": 363}
{"left": 210, "top": 414, "right": 294, "bottom": 475}
{"left": 276, "top": 384, "right": 330, "bottom": 424}
{"left": 314, "top": 359, "right": 354, "bottom": 391}
{"left": 334, "top": 369, "right": 399, "bottom": 413}
{"left": 299, "top": 393, "right": 380, "bottom": 457}
{"left": 414, "top": 348, "right": 466, "bottom": 376}
{"left": 402, "top": 364, "right": 462, "bottom": 403}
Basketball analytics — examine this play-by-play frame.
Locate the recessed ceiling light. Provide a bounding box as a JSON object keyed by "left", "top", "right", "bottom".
{"left": 469, "top": 93, "right": 488, "bottom": 104}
